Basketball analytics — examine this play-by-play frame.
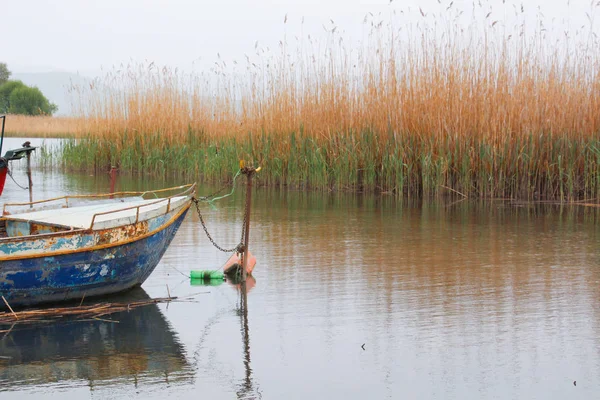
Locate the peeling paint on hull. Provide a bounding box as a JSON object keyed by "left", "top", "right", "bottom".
{"left": 0, "top": 209, "right": 188, "bottom": 308}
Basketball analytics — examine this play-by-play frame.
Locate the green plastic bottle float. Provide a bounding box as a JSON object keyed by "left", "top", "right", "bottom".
{"left": 190, "top": 270, "right": 224, "bottom": 280}
{"left": 190, "top": 251, "right": 256, "bottom": 282}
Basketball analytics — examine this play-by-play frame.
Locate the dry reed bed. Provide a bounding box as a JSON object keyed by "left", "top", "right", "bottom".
{"left": 3, "top": 115, "right": 81, "bottom": 137}
{"left": 55, "top": 2, "right": 600, "bottom": 200}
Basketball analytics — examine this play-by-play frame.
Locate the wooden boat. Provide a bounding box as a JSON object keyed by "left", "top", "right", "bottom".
{"left": 0, "top": 184, "right": 195, "bottom": 308}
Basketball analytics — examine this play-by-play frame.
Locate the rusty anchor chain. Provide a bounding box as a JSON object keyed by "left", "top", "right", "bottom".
{"left": 192, "top": 197, "right": 244, "bottom": 253}
{"left": 192, "top": 164, "right": 259, "bottom": 255}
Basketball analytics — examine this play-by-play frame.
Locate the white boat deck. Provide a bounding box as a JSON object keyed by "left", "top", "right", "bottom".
{"left": 4, "top": 196, "right": 188, "bottom": 230}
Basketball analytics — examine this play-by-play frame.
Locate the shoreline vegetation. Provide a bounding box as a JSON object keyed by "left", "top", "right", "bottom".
{"left": 12, "top": 2, "right": 600, "bottom": 200}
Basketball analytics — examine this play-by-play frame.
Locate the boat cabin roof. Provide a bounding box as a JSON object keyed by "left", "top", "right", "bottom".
{"left": 3, "top": 196, "right": 188, "bottom": 231}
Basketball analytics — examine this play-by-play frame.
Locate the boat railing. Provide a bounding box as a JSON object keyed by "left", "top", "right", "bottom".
{"left": 3, "top": 184, "right": 196, "bottom": 216}
{"left": 87, "top": 183, "right": 196, "bottom": 230}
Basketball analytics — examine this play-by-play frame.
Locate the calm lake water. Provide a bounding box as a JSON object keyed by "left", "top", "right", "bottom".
{"left": 0, "top": 138, "right": 599, "bottom": 399}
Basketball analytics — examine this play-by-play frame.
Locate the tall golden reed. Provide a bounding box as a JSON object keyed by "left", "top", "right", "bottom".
{"left": 76, "top": 4, "right": 600, "bottom": 141}
{"left": 3, "top": 115, "right": 81, "bottom": 137}
{"left": 64, "top": 1, "right": 600, "bottom": 200}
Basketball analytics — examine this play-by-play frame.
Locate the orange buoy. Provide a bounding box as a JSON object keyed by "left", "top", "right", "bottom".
{"left": 223, "top": 251, "right": 256, "bottom": 276}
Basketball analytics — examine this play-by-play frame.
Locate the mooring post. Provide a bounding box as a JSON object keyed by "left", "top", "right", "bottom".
{"left": 241, "top": 167, "right": 254, "bottom": 282}
{"left": 26, "top": 151, "right": 33, "bottom": 206}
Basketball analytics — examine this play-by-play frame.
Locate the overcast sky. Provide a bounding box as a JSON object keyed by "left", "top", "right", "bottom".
{"left": 3, "top": 0, "right": 598, "bottom": 77}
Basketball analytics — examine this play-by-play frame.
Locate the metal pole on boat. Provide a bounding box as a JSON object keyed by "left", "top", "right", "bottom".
{"left": 0, "top": 116, "right": 5, "bottom": 157}
{"left": 26, "top": 148, "right": 33, "bottom": 205}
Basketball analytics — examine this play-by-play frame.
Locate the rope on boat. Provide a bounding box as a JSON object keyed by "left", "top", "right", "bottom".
{"left": 7, "top": 166, "right": 28, "bottom": 190}
{"left": 169, "top": 265, "right": 192, "bottom": 279}
{"left": 196, "top": 169, "right": 242, "bottom": 208}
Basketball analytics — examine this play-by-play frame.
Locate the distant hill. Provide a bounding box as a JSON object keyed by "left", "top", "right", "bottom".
{"left": 11, "top": 71, "right": 91, "bottom": 116}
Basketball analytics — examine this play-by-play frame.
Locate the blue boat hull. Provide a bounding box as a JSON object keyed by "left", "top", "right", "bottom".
{"left": 0, "top": 208, "right": 188, "bottom": 308}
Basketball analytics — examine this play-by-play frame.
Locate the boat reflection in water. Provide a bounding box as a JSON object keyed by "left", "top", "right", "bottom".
{"left": 0, "top": 288, "right": 192, "bottom": 393}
